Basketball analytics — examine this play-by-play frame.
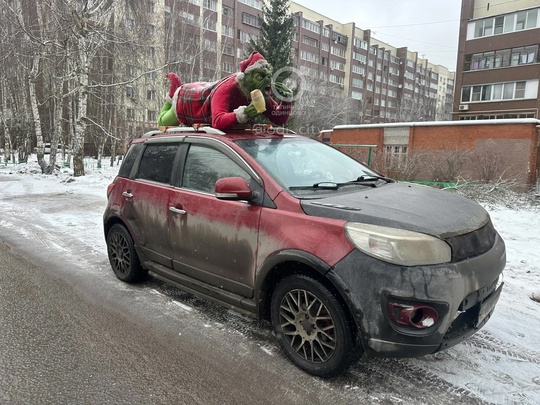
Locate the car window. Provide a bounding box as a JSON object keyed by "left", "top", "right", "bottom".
{"left": 236, "top": 138, "right": 376, "bottom": 189}
{"left": 118, "top": 143, "right": 143, "bottom": 178}
{"left": 137, "top": 144, "right": 178, "bottom": 184}
{"left": 182, "top": 144, "right": 250, "bottom": 193}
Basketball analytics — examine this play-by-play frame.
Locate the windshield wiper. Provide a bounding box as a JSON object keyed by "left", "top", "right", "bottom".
{"left": 289, "top": 182, "right": 339, "bottom": 190}
{"left": 337, "top": 175, "right": 394, "bottom": 186}
{"left": 289, "top": 175, "right": 394, "bottom": 191}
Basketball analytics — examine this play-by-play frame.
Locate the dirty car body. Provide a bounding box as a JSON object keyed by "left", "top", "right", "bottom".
{"left": 103, "top": 126, "right": 505, "bottom": 377}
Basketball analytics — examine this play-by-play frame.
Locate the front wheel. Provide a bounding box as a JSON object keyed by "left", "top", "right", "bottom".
{"left": 271, "top": 274, "right": 360, "bottom": 377}
{"left": 106, "top": 224, "right": 146, "bottom": 283}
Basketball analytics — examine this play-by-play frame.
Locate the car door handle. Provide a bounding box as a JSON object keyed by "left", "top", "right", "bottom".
{"left": 122, "top": 191, "right": 133, "bottom": 198}
{"left": 169, "top": 206, "right": 187, "bottom": 215}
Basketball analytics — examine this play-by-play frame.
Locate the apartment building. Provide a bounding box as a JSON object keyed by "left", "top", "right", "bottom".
{"left": 290, "top": 4, "right": 440, "bottom": 123}
{"left": 454, "top": 0, "right": 540, "bottom": 120}
{"left": 124, "top": 0, "right": 455, "bottom": 127}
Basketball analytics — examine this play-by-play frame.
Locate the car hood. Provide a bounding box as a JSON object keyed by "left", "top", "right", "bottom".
{"left": 300, "top": 182, "right": 489, "bottom": 239}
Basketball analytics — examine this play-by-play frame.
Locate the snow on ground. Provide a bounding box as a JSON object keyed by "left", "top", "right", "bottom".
{"left": 1, "top": 154, "right": 539, "bottom": 404}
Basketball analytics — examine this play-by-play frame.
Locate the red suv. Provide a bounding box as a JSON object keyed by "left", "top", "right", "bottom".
{"left": 103, "top": 126, "right": 505, "bottom": 377}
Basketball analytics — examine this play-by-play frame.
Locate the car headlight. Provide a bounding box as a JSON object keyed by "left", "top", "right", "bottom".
{"left": 345, "top": 223, "right": 451, "bottom": 266}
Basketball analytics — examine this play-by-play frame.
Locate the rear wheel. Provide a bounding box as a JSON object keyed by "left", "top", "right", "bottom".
{"left": 106, "top": 224, "right": 146, "bottom": 283}
{"left": 271, "top": 274, "right": 359, "bottom": 377}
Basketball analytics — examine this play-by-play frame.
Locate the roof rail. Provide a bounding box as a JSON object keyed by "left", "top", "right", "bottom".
{"left": 142, "top": 126, "right": 226, "bottom": 137}
{"left": 165, "top": 126, "right": 226, "bottom": 135}
{"left": 142, "top": 130, "right": 163, "bottom": 137}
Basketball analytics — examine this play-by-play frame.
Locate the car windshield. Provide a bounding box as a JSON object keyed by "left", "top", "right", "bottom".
{"left": 235, "top": 137, "right": 382, "bottom": 194}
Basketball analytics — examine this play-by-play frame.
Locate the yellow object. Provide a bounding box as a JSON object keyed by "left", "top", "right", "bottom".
{"left": 251, "top": 89, "right": 266, "bottom": 113}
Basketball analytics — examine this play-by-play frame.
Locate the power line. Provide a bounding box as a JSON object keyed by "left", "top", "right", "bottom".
{"left": 365, "top": 19, "right": 458, "bottom": 29}
{"left": 373, "top": 31, "right": 458, "bottom": 49}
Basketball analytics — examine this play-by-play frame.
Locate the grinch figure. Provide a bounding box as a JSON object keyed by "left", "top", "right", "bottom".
{"left": 158, "top": 51, "right": 292, "bottom": 131}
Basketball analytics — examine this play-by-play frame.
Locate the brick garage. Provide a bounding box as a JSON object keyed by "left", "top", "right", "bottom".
{"left": 320, "top": 119, "right": 540, "bottom": 191}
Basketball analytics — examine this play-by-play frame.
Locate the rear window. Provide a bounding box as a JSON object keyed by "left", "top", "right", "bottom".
{"left": 136, "top": 144, "right": 179, "bottom": 184}
{"left": 118, "top": 143, "right": 143, "bottom": 178}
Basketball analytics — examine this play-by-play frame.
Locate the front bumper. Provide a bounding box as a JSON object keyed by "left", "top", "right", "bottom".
{"left": 329, "top": 232, "right": 506, "bottom": 357}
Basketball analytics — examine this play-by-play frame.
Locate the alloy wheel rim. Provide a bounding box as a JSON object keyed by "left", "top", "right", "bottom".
{"left": 109, "top": 232, "right": 131, "bottom": 275}
{"left": 279, "top": 288, "right": 336, "bottom": 363}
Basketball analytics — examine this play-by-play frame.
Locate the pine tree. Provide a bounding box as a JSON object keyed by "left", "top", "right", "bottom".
{"left": 249, "top": 0, "right": 294, "bottom": 81}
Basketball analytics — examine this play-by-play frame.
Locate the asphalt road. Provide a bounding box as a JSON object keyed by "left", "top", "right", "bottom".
{"left": 0, "top": 242, "right": 335, "bottom": 405}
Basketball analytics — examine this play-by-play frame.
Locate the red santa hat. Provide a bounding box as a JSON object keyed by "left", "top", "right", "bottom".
{"left": 239, "top": 51, "right": 271, "bottom": 74}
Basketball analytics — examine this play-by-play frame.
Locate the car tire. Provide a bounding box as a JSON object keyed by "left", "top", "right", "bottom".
{"left": 106, "top": 224, "right": 146, "bottom": 283}
{"left": 271, "top": 274, "right": 358, "bottom": 377}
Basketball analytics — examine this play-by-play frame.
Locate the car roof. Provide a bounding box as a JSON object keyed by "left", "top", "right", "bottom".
{"left": 134, "top": 125, "right": 302, "bottom": 143}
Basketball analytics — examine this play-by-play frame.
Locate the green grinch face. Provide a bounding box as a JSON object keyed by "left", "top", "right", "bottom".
{"left": 243, "top": 66, "right": 273, "bottom": 99}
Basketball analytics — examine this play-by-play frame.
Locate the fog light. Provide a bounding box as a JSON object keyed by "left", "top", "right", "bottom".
{"left": 388, "top": 302, "right": 439, "bottom": 329}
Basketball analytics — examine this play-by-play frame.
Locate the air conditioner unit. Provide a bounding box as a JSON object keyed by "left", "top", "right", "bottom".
{"left": 459, "top": 104, "right": 469, "bottom": 111}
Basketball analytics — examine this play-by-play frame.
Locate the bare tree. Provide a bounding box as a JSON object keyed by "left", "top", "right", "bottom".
{"left": 395, "top": 96, "right": 437, "bottom": 122}
{"left": 289, "top": 75, "right": 361, "bottom": 136}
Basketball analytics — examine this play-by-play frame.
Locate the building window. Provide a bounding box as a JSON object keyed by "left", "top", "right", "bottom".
{"left": 353, "top": 37, "right": 368, "bottom": 50}
{"left": 181, "top": 12, "right": 199, "bottom": 25}
{"left": 300, "top": 50, "right": 319, "bottom": 63}
{"left": 352, "top": 78, "right": 364, "bottom": 88}
{"left": 222, "top": 62, "right": 233, "bottom": 73}
{"left": 204, "top": 18, "right": 217, "bottom": 31}
{"left": 126, "top": 86, "right": 136, "bottom": 99}
{"left": 242, "top": 12, "right": 260, "bottom": 28}
{"left": 203, "top": 0, "right": 217, "bottom": 10}
{"left": 147, "top": 110, "right": 156, "bottom": 122}
{"left": 384, "top": 146, "right": 408, "bottom": 169}
{"left": 126, "top": 64, "right": 136, "bottom": 77}
{"left": 203, "top": 38, "right": 216, "bottom": 51}
{"left": 222, "top": 25, "right": 234, "bottom": 37}
{"left": 470, "top": 8, "right": 540, "bottom": 39}
{"left": 223, "top": 5, "right": 234, "bottom": 18}
{"left": 302, "top": 18, "right": 320, "bottom": 34}
{"left": 465, "top": 46, "right": 539, "bottom": 71}
{"left": 331, "top": 47, "right": 346, "bottom": 58}
{"left": 461, "top": 80, "right": 538, "bottom": 102}
{"left": 351, "top": 91, "right": 363, "bottom": 100}
{"left": 330, "top": 60, "right": 345, "bottom": 71}
{"left": 147, "top": 90, "right": 156, "bottom": 101}
{"left": 238, "top": 30, "right": 258, "bottom": 43}
{"left": 238, "top": 0, "right": 262, "bottom": 10}
{"left": 302, "top": 35, "right": 319, "bottom": 48}
{"left": 352, "top": 65, "right": 365, "bottom": 75}
{"left": 329, "top": 74, "right": 344, "bottom": 85}
{"left": 352, "top": 52, "right": 366, "bottom": 63}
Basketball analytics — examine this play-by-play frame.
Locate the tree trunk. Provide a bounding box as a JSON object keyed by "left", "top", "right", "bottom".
{"left": 28, "top": 54, "right": 47, "bottom": 173}
{"left": 0, "top": 82, "right": 12, "bottom": 163}
{"left": 73, "top": 42, "right": 89, "bottom": 177}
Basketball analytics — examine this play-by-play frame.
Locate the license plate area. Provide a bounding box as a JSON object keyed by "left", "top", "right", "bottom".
{"left": 476, "top": 282, "right": 503, "bottom": 328}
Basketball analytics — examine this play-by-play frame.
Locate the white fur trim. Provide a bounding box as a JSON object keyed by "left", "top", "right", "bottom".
{"left": 234, "top": 106, "right": 249, "bottom": 124}
{"left": 171, "top": 86, "right": 181, "bottom": 120}
{"left": 243, "top": 60, "right": 271, "bottom": 74}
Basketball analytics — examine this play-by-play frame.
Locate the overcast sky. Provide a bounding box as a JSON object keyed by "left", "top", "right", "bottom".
{"left": 293, "top": 0, "right": 462, "bottom": 70}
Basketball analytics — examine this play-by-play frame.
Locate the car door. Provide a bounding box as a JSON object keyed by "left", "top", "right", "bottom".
{"left": 168, "top": 139, "right": 262, "bottom": 298}
{"left": 126, "top": 141, "right": 180, "bottom": 268}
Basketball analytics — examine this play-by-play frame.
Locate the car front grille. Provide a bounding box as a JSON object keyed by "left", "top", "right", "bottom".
{"left": 445, "top": 220, "right": 497, "bottom": 262}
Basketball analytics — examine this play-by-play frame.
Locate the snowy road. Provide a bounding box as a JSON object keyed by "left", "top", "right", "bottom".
{"left": 1, "top": 160, "right": 539, "bottom": 405}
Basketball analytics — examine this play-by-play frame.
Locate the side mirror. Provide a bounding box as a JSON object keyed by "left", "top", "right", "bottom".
{"left": 215, "top": 177, "right": 254, "bottom": 201}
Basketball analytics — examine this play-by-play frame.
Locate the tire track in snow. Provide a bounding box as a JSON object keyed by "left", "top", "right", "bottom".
{"left": 464, "top": 330, "right": 540, "bottom": 364}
